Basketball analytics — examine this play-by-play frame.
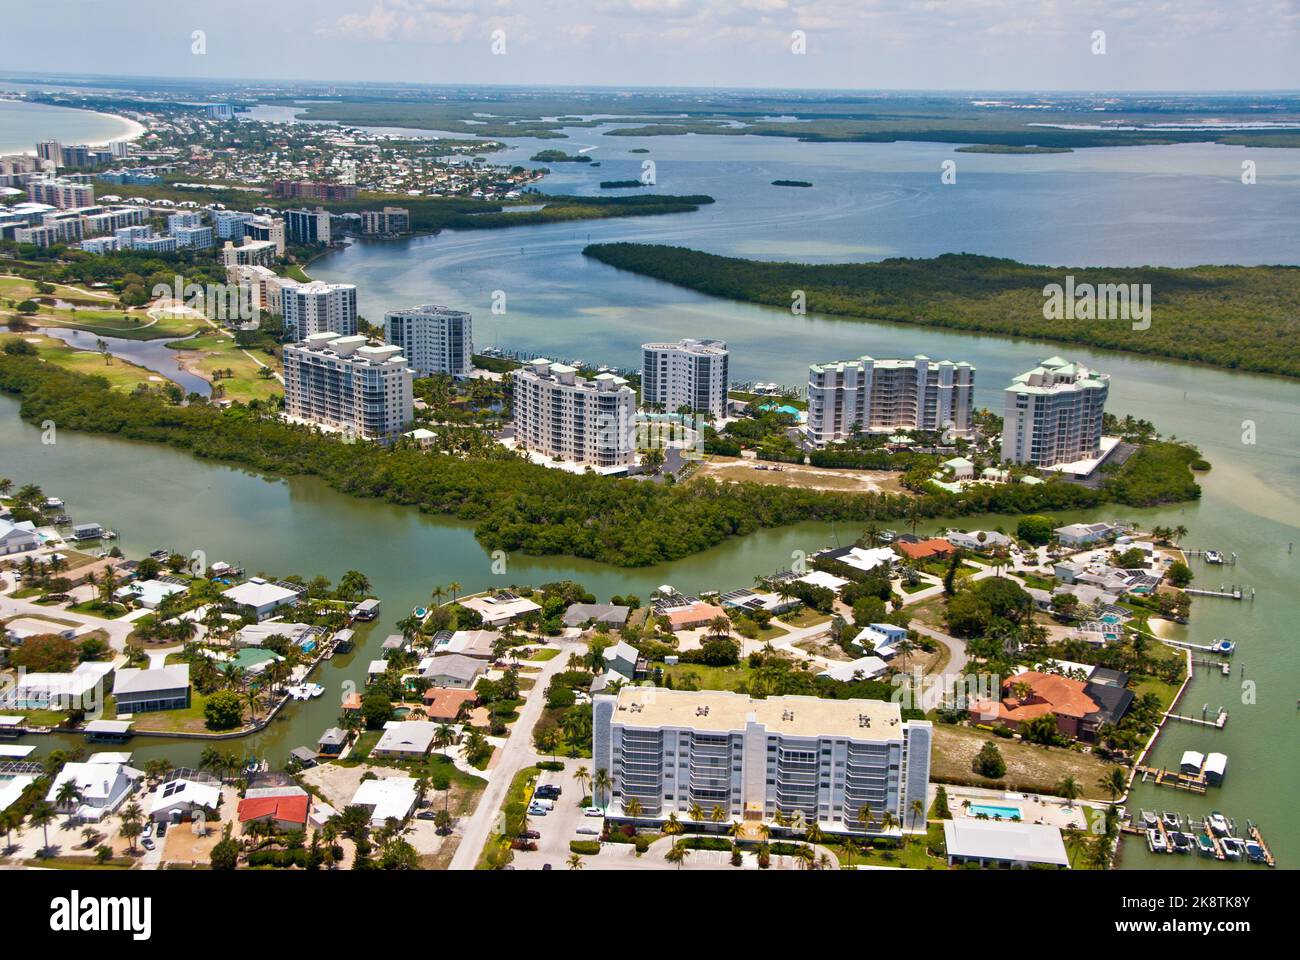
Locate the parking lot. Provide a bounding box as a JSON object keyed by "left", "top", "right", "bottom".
{"left": 510, "top": 760, "right": 603, "bottom": 869}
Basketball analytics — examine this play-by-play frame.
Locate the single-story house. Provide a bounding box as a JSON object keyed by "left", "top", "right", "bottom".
{"left": 601, "top": 640, "right": 642, "bottom": 680}
{"left": 234, "top": 621, "right": 313, "bottom": 648}
{"left": 1054, "top": 522, "right": 1117, "bottom": 549}
{"left": 795, "top": 570, "right": 849, "bottom": 594}
{"left": 372, "top": 720, "right": 438, "bottom": 759}
{"left": 943, "top": 456, "right": 975, "bottom": 480}
{"left": 112, "top": 664, "right": 191, "bottom": 714}
{"left": 238, "top": 790, "right": 310, "bottom": 833}
{"left": 459, "top": 592, "right": 541, "bottom": 627}
{"left": 0, "top": 773, "right": 37, "bottom": 814}
{"left": 380, "top": 634, "right": 408, "bottom": 658}
{"left": 433, "top": 629, "right": 502, "bottom": 659}
{"left": 421, "top": 654, "right": 486, "bottom": 689}
{"left": 70, "top": 522, "right": 104, "bottom": 541}
{"left": 115, "top": 578, "right": 188, "bottom": 610}
{"left": 663, "top": 600, "right": 728, "bottom": 631}
{"left": 853, "top": 623, "right": 907, "bottom": 659}
{"left": 943, "top": 819, "right": 1069, "bottom": 869}
{"left": 422, "top": 687, "right": 479, "bottom": 722}
{"left": 0, "top": 517, "right": 39, "bottom": 555}
{"left": 818, "top": 656, "right": 888, "bottom": 682}
{"left": 895, "top": 537, "right": 954, "bottom": 562}
{"left": 5, "top": 616, "right": 77, "bottom": 644}
{"left": 562, "top": 603, "right": 631, "bottom": 629}
{"left": 46, "top": 760, "right": 141, "bottom": 820}
{"left": 351, "top": 776, "right": 418, "bottom": 825}
{"left": 221, "top": 577, "right": 302, "bottom": 620}
{"left": 0, "top": 660, "right": 113, "bottom": 711}
{"left": 945, "top": 530, "right": 1013, "bottom": 552}
{"left": 148, "top": 774, "right": 222, "bottom": 823}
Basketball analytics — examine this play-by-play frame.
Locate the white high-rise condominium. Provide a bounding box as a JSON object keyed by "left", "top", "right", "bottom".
{"left": 807, "top": 354, "right": 974, "bottom": 445}
{"left": 282, "top": 332, "right": 413, "bottom": 440}
{"left": 1001, "top": 357, "right": 1109, "bottom": 467}
{"left": 383, "top": 305, "right": 472, "bottom": 377}
{"left": 512, "top": 359, "right": 637, "bottom": 470}
{"left": 281, "top": 281, "right": 358, "bottom": 341}
{"left": 593, "top": 687, "right": 932, "bottom": 833}
{"left": 640, "top": 338, "right": 729, "bottom": 420}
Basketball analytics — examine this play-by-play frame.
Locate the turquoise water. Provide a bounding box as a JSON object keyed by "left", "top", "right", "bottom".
{"left": 969, "top": 804, "right": 1024, "bottom": 821}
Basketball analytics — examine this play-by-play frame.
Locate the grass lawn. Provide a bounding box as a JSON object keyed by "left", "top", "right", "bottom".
{"left": 524, "top": 648, "right": 560, "bottom": 662}
{"left": 2, "top": 294, "right": 206, "bottom": 340}
{"left": 112, "top": 690, "right": 256, "bottom": 735}
{"left": 656, "top": 661, "right": 756, "bottom": 692}
{"left": 780, "top": 607, "right": 832, "bottom": 628}
{"left": 0, "top": 333, "right": 175, "bottom": 392}
{"left": 166, "top": 332, "right": 282, "bottom": 404}
{"left": 477, "top": 764, "right": 540, "bottom": 870}
{"left": 930, "top": 724, "right": 1114, "bottom": 800}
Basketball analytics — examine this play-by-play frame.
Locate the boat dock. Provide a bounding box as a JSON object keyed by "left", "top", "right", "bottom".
{"left": 1164, "top": 637, "right": 1234, "bottom": 656}
{"left": 1185, "top": 585, "right": 1253, "bottom": 601}
{"left": 1184, "top": 549, "right": 1237, "bottom": 565}
{"left": 1134, "top": 765, "right": 1209, "bottom": 794}
{"left": 1164, "top": 705, "right": 1229, "bottom": 729}
{"left": 1125, "top": 811, "right": 1276, "bottom": 866}
{"left": 1247, "top": 821, "right": 1278, "bottom": 867}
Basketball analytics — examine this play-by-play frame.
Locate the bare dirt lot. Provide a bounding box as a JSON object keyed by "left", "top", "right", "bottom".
{"left": 931, "top": 724, "right": 1112, "bottom": 800}
{"left": 691, "top": 457, "right": 904, "bottom": 493}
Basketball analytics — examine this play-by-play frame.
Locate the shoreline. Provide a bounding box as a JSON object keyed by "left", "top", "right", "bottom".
{"left": 0, "top": 99, "right": 146, "bottom": 154}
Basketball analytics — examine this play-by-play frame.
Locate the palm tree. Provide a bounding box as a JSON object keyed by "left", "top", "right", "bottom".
{"left": 623, "top": 796, "right": 643, "bottom": 819}
{"left": 29, "top": 801, "right": 55, "bottom": 853}
{"left": 567, "top": 853, "right": 584, "bottom": 870}
{"left": 710, "top": 805, "right": 726, "bottom": 825}
{"left": 434, "top": 723, "right": 455, "bottom": 757}
{"left": 663, "top": 812, "right": 683, "bottom": 836}
{"left": 1057, "top": 775, "right": 1082, "bottom": 809}
{"left": 909, "top": 798, "right": 926, "bottom": 830}
{"left": 1099, "top": 766, "right": 1127, "bottom": 801}
{"left": 857, "top": 803, "right": 874, "bottom": 833}
{"left": 430, "top": 585, "right": 446, "bottom": 607}
{"left": 593, "top": 768, "right": 612, "bottom": 810}
{"left": 880, "top": 811, "right": 899, "bottom": 835}
{"left": 665, "top": 839, "right": 690, "bottom": 870}
{"left": 0, "top": 807, "right": 22, "bottom": 853}
{"left": 447, "top": 581, "right": 462, "bottom": 602}
{"left": 688, "top": 801, "right": 704, "bottom": 823}
{"left": 55, "top": 780, "right": 84, "bottom": 825}
{"left": 573, "top": 765, "right": 591, "bottom": 799}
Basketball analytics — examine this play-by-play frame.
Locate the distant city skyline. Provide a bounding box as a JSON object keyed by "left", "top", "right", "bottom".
{"left": 1, "top": 0, "right": 1296, "bottom": 92}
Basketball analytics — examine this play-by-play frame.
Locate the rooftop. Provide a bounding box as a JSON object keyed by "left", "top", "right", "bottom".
{"left": 606, "top": 687, "right": 911, "bottom": 742}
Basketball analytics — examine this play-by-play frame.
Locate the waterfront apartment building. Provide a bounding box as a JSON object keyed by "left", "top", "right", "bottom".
{"left": 361, "top": 206, "right": 411, "bottom": 235}
{"left": 281, "top": 281, "right": 358, "bottom": 341}
{"left": 283, "top": 207, "right": 332, "bottom": 245}
{"left": 513, "top": 358, "right": 637, "bottom": 469}
{"left": 26, "top": 177, "right": 95, "bottom": 209}
{"left": 593, "top": 687, "right": 932, "bottom": 833}
{"left": 807, "top": 355, "right": 975, "bottom": 445}
{"left": 243, "top": 215, "right": 285, "bottom": 256}
{"left": 1001, "top": 357, "right": 1109, "bottom": 467}
{"left": 640, "top": 338, "right": 730, "bottom": 420}
{"left": 383, "top": 304, "right": 472, "bottom": 377}
{"left": 221, "top": 238, "right": 279, "bottom": 269}
{"left": 283, "top": 332, "right": 413, "bottom": 440}
{"left": 227, "top": 264, "right": 292, "bottom": 315}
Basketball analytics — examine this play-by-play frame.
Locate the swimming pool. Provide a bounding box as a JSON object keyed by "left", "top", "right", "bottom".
{"left": 968, "top": 803, "right": 1023, "bottom": 820}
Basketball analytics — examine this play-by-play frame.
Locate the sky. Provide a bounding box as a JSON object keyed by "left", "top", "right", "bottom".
{"left": 1, "top": 0, "right": 1297, "bottom": 91}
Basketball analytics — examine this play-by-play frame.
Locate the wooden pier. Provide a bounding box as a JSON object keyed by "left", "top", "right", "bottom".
{"left": 1164, "top": 637, "right": 1232, "bottom": 656}
{"left": 1165, "top": 705, "right": 1229, "bottom": 729}
{"left": 1185, "top": 585, "right": 1253, "bottom": 601}
{"left": 1247, "top": 821, "right": 1277, "bottom": 867}
{"left": 1135, "top": 765, "right": 1209, "bottom": 794}
{"left": 1184, "top": 549, "right": 1237, "bottom": 565}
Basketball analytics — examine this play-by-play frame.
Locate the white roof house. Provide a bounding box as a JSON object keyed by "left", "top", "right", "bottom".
{"left": 433, "top": 629, "right": 502, "bottom": 659}
{"left": 836, "top": 546, "right": 896, "bottom": 574}
{"left": 796, "top": 570, "right": 849, "bottom": 593}
{"left": 221, "top": 578, "right": 301, "bottom": 620}
{"left": 818, "top": 656, "right": 889, "bottom": 682}
{"left": 0, "top": 517, "right": 40, "bottom": 555}
{"left": 148, "top": 777, "right": 222, "bottom": 822}
{"left": 351, "top": 776, "right": 418, "bottom": 825}
{"left": 372, "top": 720, "right": 438, "bottom": 758}
{"left": 459, "top": 593, "right": 541, "bottom": 626}
{"left": 421, "top": 654, "right": 486, "bottom": 689}
{"left": 0, "top": 773, "right": 37, "bottom": 814}
{"left": 46, "top": 761, "right": 141, "bottom": 820}
{"left": 943, "top": 819, "right": 1069, "bottom": 868}
{"left": 4, "top": 616, "right": 76, "bottom": 643}
{"left": 115, "top": 579, "right": 189, "bottom": 609}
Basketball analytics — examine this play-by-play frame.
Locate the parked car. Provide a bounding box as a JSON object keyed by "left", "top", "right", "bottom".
{"left": 141, "top": 837, "right": 155, "bottom": 851}
{"left": 583, "top": 807, "right": 604, "bottom": 817}
{"left": 510, "top": 839, "right": 538, "bottom": 851}
{"left": 141, "top": 823, "right": 153, "bottom": 839}
{"left": 535, "top": 784, "right": 562, "bottom": 798}
{"left": 519, "top": 829, "right": 541, "bottom": 840}
{"left": 527, "top": 803, "right": 550, "bottom": 816}
{"left": 575, "top": 826, "right": 599, "bottom": 835}
{"left": 416, "top": 810, "right": 437, "bottom": 820}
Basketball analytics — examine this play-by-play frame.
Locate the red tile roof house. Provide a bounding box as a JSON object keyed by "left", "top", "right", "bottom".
{"left": 237, "top": 793, "right": 310, "bottom": 834}
{"left": 971, "top": 671, "right": 1101, "bottom": 741}
{"left": 422, "top": 687, "right": 479, "bottom": 723}
{"left": 895, "top": 538, "right": 954, "bottom": 562}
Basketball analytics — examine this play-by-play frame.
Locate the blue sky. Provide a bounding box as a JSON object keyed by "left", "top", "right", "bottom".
{"left": 3, "top": 0, "right": 1297, "bottom": 90}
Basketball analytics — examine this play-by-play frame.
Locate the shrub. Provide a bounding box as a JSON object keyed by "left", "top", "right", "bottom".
{"left": 973, "top": 741, "right": 1007, "bottom": 779}
{"left": 569, "top": 840, "right": 601, "bottom": 855}
{"left": 204, "top": 690, "right": 244, "bottom": 730}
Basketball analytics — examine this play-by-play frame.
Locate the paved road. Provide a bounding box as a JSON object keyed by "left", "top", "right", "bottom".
{"left": 448, "top": 641, "right": 583, "bottom": 870}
